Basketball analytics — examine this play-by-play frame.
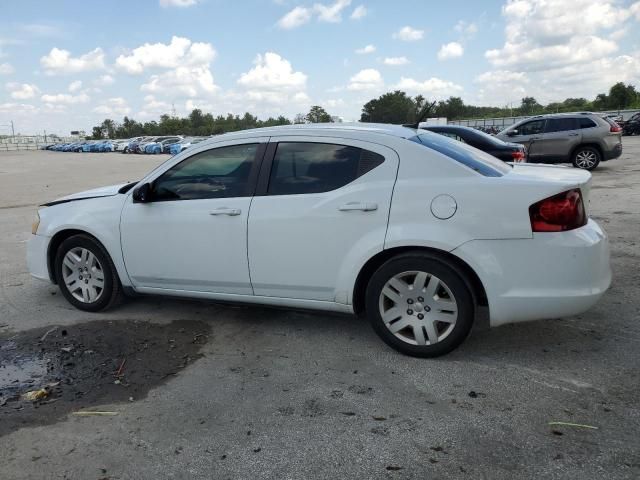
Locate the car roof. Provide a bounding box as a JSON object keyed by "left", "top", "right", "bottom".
{"left": 193, "top": 123, "right": 418, "bottom": 148}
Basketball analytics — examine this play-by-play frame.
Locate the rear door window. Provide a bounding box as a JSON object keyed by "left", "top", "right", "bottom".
{"left": 267, "top": 142, "right": 385, "bottom": 195}
{"left": 544, "top": 118, "right": 578, "bottom": 133}
{"left": 578, "top": 118, "right": 597, "bottom": 129}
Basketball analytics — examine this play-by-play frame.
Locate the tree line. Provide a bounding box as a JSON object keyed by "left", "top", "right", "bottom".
{"left": 90, "top": 82, "right": 640, "bottom": 139}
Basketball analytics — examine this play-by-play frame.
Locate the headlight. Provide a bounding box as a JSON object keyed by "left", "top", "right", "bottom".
{"left": 31, "top": 212, "right": 40, "bottom": 235}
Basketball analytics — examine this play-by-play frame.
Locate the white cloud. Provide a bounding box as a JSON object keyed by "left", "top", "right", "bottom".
{"left": 115, "top": 36, "right": 215, "bottom": 74}
{"left": 314, "top": 0, "right": 352, "bottom": 23}
{"left": 236, "top": 52, "right": 309, "bottom": 109}
{"left": 392, "top": 26, "right": 424, "bottom": 42}
{"left": 394, "top": 77, "right": 463, "bottom": 97}
{"left": 383, "top": 56, "right": 409, "bottom": 66}
{"left": 141, "top": 65, "right": 218, "bottom": 98}
{"left": 438, "top": 42, "right": 464, "bottom": 60}
{"left": 277, "top": 6, "right": 313, "bottom": 29}
{"left": 0, "top": 63, "right": 14, "bottom": 75}
{"left": 40, "top": 47, "right": 105, "bottom": 75}
{"left": 486, "top": 0, "right": 638, "bottom": 71}
{"left": 350, "top": 5, "right": 367, "bottom": 19}
{"left": 159, "top": 0, "right": 198, "bottom": 6}
{"left": 6, "top": 82, "right": 40, "bottom": 99}
{"left": 347, "top": 68, "right": 383, "bottom": 91}
{"left": 40, "top": 92, "right": 90, "bottom": 104}
{"left": 355, "top": 44, "right": 376, "bottom": 54}
{"left": 94, "top": 74, "right": 115, "bottom": 86}
{"left": 68, "top": 80, "right": 82, "bottom": 93}
{"left": 278, "top": 0, "right": 353, "bottom": 29}
{"left": 238, "top": 52, "right": 307, "bottom": 90}
{"left": 93, "top": 97, "right": 131, "bottom": 116}
{"left": 138, "top": 95, "right": 173, "bottom": 119}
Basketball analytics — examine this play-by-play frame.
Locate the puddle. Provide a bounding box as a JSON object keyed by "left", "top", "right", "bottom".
{"left": 0, "top": 320, "right": 210, "bottom": 437}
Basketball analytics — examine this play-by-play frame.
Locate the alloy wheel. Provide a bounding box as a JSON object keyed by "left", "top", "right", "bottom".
{"left": 378, "top": 271, "right": 458, "bottom": 346}
{"left": 575, "top": 150, "right": 598, "bottom": 169}
{"left": 61, "top": 247, "right": 105, "bottom": 303}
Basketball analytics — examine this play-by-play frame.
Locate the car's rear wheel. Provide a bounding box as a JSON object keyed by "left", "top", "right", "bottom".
{"left": 365, "top": 254, "right": 474, "bottom": 357}
{"left": 54, "top": 234, "right": 122, "bottom": 312}
{"left": 572, "top": 147, "right": 600, "bottom": 170}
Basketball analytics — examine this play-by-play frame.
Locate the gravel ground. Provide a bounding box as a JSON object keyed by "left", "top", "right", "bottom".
{"left": 0, "top": 143, "right": 639, "bottom": 480}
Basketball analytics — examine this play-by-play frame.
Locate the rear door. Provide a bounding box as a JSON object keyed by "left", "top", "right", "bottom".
{"left": 540, "top": 117, "right": 580, "bottom": 162}
{"left": 247, "top": 137, "right": 399, "bottom": 302}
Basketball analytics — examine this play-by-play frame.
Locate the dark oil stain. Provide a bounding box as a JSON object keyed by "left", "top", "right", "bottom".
{"left": 0, "top": 319, "right": 210, "bottom": 436}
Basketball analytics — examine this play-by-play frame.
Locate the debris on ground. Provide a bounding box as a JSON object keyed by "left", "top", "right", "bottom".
{"left": 548, "top": 421, "right": 599, "bottom": 430}
{"left": 72, "top": 411, "right": 119, "bottom": 417}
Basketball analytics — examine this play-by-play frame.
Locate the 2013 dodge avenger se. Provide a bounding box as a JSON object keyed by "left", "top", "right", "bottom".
{"left": 28, "top": 124, "right": 611, "bottom": 357}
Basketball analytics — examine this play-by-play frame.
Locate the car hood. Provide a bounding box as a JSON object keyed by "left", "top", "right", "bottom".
{"left": 42, "top": 183, "right": 128, "bottom": 206}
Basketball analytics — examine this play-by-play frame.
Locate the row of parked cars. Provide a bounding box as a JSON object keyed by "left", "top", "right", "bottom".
{"left": 43, "top": 136, "right": 208, "bottom": 156}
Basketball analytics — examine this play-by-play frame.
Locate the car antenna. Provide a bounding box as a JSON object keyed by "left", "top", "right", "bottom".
{"left": 403, "top": 100, "right": 437, "bottom": 129}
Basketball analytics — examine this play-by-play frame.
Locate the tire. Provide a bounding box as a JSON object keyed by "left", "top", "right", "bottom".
{"left": 572, "top": 146, "right": 601, "bottom": 170}
{"left": 365, "top": 254, "right": 475, "bottom": 357}
{"left": 54, "top": 234, "right": 122, "bottom": 312}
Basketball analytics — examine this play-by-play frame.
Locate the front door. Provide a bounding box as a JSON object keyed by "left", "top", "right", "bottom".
{"left": 120, "top": 139, "right": 266, "bottom": 294}
{"left": 248, "top": 137, "right": 398, "bottom": 302}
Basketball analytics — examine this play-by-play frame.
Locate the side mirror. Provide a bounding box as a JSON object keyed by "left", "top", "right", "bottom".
{"left": 132, "top": 183, "right": 152, "bottom": 203}
{"left": 507, "top": 130, "right": 518, "bottom": 137}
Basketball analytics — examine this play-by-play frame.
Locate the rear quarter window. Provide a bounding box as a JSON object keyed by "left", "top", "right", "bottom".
{"left": 409, "top": 132, "right": 510, "bottom": 177}
{"left": 579, "top": 118, "right": 597, "bottom": 129}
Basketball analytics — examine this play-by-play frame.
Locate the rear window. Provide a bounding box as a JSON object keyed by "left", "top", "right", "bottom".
{"left": 409, "top": 132, "right": 510, "bottom": 177}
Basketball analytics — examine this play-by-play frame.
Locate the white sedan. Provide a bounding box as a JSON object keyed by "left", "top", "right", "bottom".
{"left": 27, "top": 124, "right": 611, "bottom": 357}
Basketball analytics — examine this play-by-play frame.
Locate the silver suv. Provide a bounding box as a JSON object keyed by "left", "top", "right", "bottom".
{"left": 496, "top": 113, "right": 622, "bottom": 170}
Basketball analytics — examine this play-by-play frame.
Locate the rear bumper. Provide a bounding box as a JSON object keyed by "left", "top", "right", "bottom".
{"left": 603, "top": 142, "right": 622, "bottom": 161}
{"left": 27, "top": 234, "right": 52, "bottom": 282}
{"left": 453, "top": 219, "right": 611, "bottom": 327}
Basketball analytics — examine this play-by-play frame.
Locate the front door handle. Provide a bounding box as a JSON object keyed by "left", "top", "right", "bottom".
{"left": 568, "top": 133, "right": 579, "bottom": 137}
{"left": 209, "top": 207, "right": 241, "bottom": 216}
{"left": 339, "top": 202, "right": 378, "bottom": 212}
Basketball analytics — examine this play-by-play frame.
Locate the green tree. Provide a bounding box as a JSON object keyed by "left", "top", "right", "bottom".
{"left": 360, "top": 90, "right": 420, "bottom": 123}
{"left": 520, "top": 97, "right": 541, "bottom": 114}
{"left": 306, "top": 105, "right": 332, "bottom": 123}
{"left": 608, "top": 82, "right": 638, "bottom": 109}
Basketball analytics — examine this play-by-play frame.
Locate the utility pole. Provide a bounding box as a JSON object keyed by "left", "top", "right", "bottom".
{"left": 11, "top": 120, "right": 15, "bottom": 141}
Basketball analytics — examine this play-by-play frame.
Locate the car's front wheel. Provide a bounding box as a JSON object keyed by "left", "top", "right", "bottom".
{"left": 365, "top": 254, "right": 475, "bottom": 357}
{"left": 54, "top": 234, "right": 122, "bottom": 312}
{"left": 572, "top": 146, "right": 601, "bottom": 170}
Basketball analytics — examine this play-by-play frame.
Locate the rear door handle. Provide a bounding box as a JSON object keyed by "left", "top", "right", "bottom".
{"left": 339, "top": 202, "right": 378, "bottom": 212}
{"left": 209, "top": 207, "right": 241, "bottom": 216}
{"left": 568, "top": 133, "right": 579, "bottom": 137}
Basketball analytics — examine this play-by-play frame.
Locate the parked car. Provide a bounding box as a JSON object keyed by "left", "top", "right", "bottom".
{"left": 144, "top": 136, "right": 182, "bottom": 154}
{"left": 27, "top": 124, "right": 611, "bottom": 357}
{"left": 421, "top": 125, "right": 526, "bottom": 163}
{"left": 167, "top": 136, "right": 207, "bottom": 155}
{"left": 127, "top": 137, "right": 153, "bottom": 154}
{"left": 496, "top": 113, "right": 622, "bottom": 170}
{"left": 622, "top": 113, "right": 640, "bottom": 136}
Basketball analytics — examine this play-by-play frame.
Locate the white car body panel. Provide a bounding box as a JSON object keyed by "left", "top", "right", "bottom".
{"left": 27, "top": 123, "right": 611, "bottom": 329}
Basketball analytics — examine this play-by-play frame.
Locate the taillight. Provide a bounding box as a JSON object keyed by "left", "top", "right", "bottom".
{"left": 511, "top": 150, "right": 525, "bottom": 162}
{"left": 529, "top": 189, "right": 586, "bottom": 232}
{"left": 610, "top": 124, "right": 622, "bottom": 133}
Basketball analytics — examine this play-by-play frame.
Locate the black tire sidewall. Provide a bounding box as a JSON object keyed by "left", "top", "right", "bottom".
{"left": 573, "top": 147, "right": 601, "bottom": 171}
{"left": 54, "top": 235, "right": 117, "bottom": 312}
{"left": 365, "top": 255, "right": 474, "bottom": 358}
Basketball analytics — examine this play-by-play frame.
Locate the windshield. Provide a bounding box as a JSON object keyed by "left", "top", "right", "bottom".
{"left": 409, "top": 132, "right": 511, "bottom": 177}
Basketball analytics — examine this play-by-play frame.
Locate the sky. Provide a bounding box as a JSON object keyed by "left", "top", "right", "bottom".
{"left": 1, "top": 0, "right": 640, "bottom": 135}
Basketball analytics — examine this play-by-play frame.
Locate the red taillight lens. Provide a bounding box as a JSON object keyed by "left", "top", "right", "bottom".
{"left": 511, "top": 150, "right": 525, "bottom": 162}
{"left": 610, "top": 124, "right": 622, "bottom": 133}
{"left": 529, "top": 189, "right": 587, "bottom": 232}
